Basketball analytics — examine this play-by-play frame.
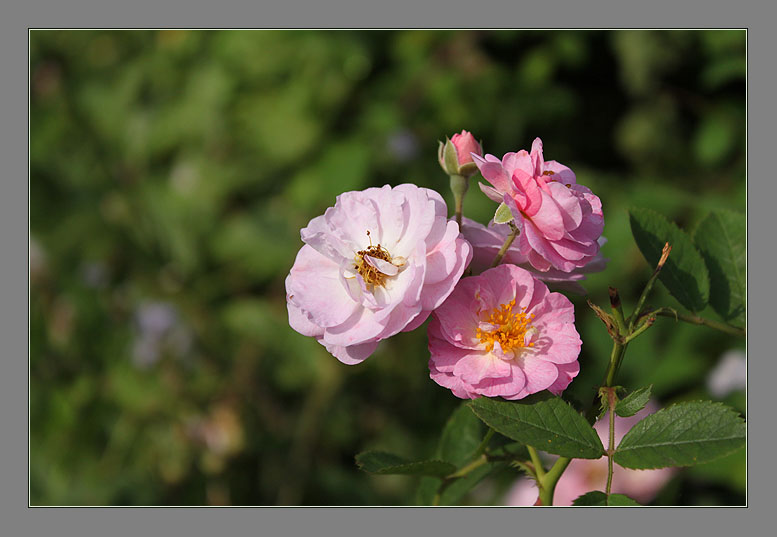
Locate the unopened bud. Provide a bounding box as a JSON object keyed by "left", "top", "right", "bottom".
{"left": 438, "top": 130, "right": 482, "bottom": 177}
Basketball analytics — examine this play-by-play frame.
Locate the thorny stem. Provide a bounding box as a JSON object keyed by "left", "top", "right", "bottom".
{"left": 653, "top": 308, "right": 746, "bottom": 337}
{"left": 605, "top": 388, "right": 617, "bottom": 497}
{"left": 490, "top": 223, "right": 519, "bottom": 268}
{"left": 628, "top": 243, "right": 672, "bottom": 331}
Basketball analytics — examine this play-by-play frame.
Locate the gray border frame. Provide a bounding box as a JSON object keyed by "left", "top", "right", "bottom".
{"left": 7, "top": 1, "right": 774, "bottom": 535}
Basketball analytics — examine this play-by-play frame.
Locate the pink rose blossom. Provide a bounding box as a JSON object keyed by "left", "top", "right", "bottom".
{"left": 286, "top": 184, "right": 472, "bottom": 365}
{"left": 473, "top": 138, "right": 604, "bottom": 273}
{"left": 506, "top": 403, "right": 676, "bottom": 506}
{"left": 428, "top": 264, "right": 581, "bottom": 399}
{"left": 460, "top": 217, "right": 607, "bottom": 294}
{"left": 450, "top": 130, "right": 482, "bottom": 166}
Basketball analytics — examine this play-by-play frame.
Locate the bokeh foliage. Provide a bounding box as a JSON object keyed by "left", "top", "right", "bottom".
{"left": 30, "top": 30, "right": 745, "bottom": 505}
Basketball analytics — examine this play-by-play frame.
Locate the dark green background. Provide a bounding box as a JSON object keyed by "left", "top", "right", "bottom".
{"left": 30, "top": 30, "right": 746, "bottom": 505}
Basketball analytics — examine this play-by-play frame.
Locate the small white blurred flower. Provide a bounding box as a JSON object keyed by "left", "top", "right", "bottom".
{"left": 707, "top": 349, "right": 747, "bottom": 398}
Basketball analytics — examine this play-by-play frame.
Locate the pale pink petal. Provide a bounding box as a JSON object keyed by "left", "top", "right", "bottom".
{"left": 421, "top": 236, "right": 472, "bottom": 311}
{"left": 545, "top": 181, "right": 583, "bottom": 230}
{"left": 547, "top": 360, "right": 580, "bottom": 394}
{"left": 515, "top": 357, "right": 559, "bottom": 393}
{"left": 321, "top": 340, "right": 380, "bottom": 365}
{"left": 321, "top": 306, "right": 385, "bottom": 347}
{"left": 286, "top": 245, "right": 359, "bottom": 328}
{"left": 473, "top": 154, "right": 514, "bottom": 194}
{"left": 286, "top": 297, "right": 324, "bottom": 338}
{"left": 543, "top": 160, "right": 577, "bottom": 185}
{"left": 501, "top": 150, "right": 533, "bottom": 178}
{"left": 528, "top": 190, "right": 566, "bottom": 241}
{"left": 364, "top": 254, "right": 399, "bottom": 276}
{"left": 429, "top": 361, "right": 478, "bottom": 399}
{"left": 530, "top": 137, "right": 544, "bottom": 176}
{"left": 453, "top": 353, "right": 512, "bottom": 384}
{"left": 529, "top": 293, "right": 575, "bottom": 325}
{"left": 471, "top": 368, "right": 526, "bottom": 398}
{"left": 478, "top": 182, "right": 506, "bottom": 204}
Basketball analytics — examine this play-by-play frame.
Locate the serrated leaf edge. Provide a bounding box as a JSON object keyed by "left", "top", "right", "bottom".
{"left": 614, "top": 400, "right": 746, "bottom": 470}
{"left": 469, "top": 398, "right": 605, "bottom": 458}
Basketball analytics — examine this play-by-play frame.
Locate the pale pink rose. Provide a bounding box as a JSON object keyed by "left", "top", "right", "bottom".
{"left": 460, "top": 217, "right": 607, "bottom": 294}
{"left": 505, "top": 403, "right": 676, "bottom": 506}
{"left": 286, "top": 184, "right": 472, "bottom": 365}
{"left": 450, "top": 130, "right": 483, "bottom": 166}
{"left": 428, "top": 264, "right": 581, "bottom": 400}
{"left": 473, "top": 138, "right": 604, "bottom": 273}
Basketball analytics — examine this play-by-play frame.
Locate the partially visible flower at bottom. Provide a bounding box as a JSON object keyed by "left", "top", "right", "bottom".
{"left": 428, "top": 264, "right": 581, "bottom": 399}
{"left": 505, "top": 403, "right": 675, "bottom": 506}
{"left": 461, "top": 217, "right": 607, "bottom": 294}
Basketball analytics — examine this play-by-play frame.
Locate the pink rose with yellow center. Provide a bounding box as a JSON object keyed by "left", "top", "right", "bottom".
{"left": 428, "top": 264, "right": 581, "bottom": 399}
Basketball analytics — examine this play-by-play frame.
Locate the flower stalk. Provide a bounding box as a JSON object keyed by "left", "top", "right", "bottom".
{"left": 490, "top": 223, "right": 519, "bottom": 267}
{"left": 449, "top": 174, "right": 469, "bottom": 227}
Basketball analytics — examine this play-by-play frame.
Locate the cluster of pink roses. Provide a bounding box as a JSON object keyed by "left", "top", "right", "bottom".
{"left": 286, "top": 131, "right": 605, "bottom": 400}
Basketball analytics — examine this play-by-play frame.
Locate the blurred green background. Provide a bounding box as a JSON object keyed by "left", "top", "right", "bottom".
{"left": 30, "top": 30, "right": 746, "bottom": 506}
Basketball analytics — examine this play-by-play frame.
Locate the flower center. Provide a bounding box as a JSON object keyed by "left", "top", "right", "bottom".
{"left": 354, "top": 245, "right": 391, "bottom": 286}
{"left": 475, "top": 299, "right": 535, "bottom": 353}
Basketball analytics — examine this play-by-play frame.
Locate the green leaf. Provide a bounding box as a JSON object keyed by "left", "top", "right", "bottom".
{"left": 355, "top": 451, "right": 456, "bottom": 478}
{"left": 468, "top": 394, "right": 605, "bottom": 459}
{"left": 573, "top": 491, "right": 641, "bottom": 506}
{"left": 614, "top": 401, "right": 746, "bottom": 470}
{"left": 493, "top": 202, "right": 514, "bottom": 224}
{"left": 416, "top": 462, "right": 507, "bottom": 506}
{"left": 615, "top": 385, "right": 652, "bottom": 418}
{"left": 629, "top": 208, "right": 710, "bottom": 313}
{"left": 692, "top": 210, "right": 746, "bottom": 325}
{"left": 415, "top": 403, "right": 489, "bottom": 505}
{"left": 437, "top": 403, "right": 485, "bottom": 467}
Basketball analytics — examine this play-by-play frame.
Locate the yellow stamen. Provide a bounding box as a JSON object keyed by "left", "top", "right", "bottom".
{"left": 353, "top": 232, "right": 394, "bottom": 288}
{"left": 475, "top": 299, "right": 536, "bottom": 353}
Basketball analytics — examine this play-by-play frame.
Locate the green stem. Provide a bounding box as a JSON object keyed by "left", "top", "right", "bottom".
{"left": 472, "top": 428, "right": 495, "bottom": 460}
{"left": 527, "top": 446, "right": 546, "bottom": 481}
{"left": 490, "top": 224, "right": 519, "bottom": 268}
{"left": 629, "top": 242, "right": 671, "bottom": 331}
{"left": 537, "top": 457, "right": 571, "bottom": 506}
{"left": 605, "top": 388, "right": 616, "bottom": 497}
{"left": 433, "top": 453, "right": 489, "bottom": 505}
{"left": 654, "top": 309, "right": 745, "bottom": 337}
{"left": 609, "top": 287, "right": 628, "bottom": 335}
{"left": 585, "top": 339, "right": 626, "bottom": 424}
{"left": 449, "top": 454, "right": 488, "bottom": 479}
{"left": 605, "top": 342, "right": 627, "bottom": 387}
{"left": 449, "top": 174, "right": 469, "bottom": 228}
{"left": 622, "top": 316, "right": 655, "bottom": 344}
